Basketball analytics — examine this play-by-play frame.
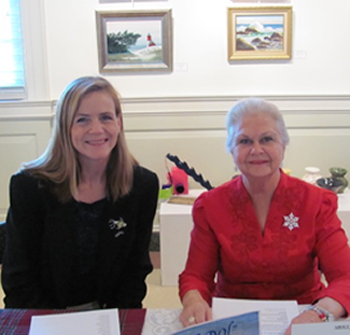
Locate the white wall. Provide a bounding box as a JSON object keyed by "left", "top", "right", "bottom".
{"left": 0, "top": 0, "right": 350, "bottom": 222}
{"left": 41, "top": 0, "right": 350, "bottom": 98}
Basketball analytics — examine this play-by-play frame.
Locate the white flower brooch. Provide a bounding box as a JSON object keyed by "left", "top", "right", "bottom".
{"left": 109, "top": 218, "right": 127, "bottom": 238}
{"left": 283, "top": 212, "right": 300, "bottom": 231}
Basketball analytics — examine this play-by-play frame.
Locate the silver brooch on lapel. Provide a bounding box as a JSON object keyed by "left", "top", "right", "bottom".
{"left": 283, "top": 212, "right": 300, "bottom": 231}
{"left": 109, "top": 218, "right": 127, "bottom": 238}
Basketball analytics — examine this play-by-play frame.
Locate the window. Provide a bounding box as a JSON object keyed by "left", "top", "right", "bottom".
{"left": 0, "top": 0, "right": 26, "bottom": 100}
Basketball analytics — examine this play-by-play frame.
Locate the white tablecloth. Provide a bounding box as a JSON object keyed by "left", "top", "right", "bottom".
{"left": 141, "top": 309, "right": 182, "bottom": 335}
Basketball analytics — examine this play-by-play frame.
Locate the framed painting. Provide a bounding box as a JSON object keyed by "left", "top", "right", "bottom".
{"left": 227, "top": 6, "right": 293, "bottom": 61}
{"left": 96, "top": 9, "right": 172, "bottom": 72}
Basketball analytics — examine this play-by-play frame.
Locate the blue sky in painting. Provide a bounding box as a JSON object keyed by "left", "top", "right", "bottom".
{"left": 237, "top": 15, "right": 283, "bottom": 25}
{"left": 236, "top": 15, "right": 284, "bottom": 33}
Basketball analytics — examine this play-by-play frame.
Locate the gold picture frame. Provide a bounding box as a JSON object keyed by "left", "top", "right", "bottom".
{"left": 228, "top": 6, "right": 293, "bottom": 61}
{"left": 96, "top": 9, "right": 172, "bottom": 73}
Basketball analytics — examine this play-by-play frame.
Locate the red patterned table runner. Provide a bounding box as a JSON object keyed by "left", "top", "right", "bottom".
{"left": 0, "top": 308, "right": 146, "bottom": 335}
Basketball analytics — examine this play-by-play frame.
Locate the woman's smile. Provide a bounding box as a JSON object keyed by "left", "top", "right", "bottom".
{"left": 249, "top": 159, "right": 269, "bottom": 165}
{"left": 85, "top": 138, "right": 108, "bottom": 145}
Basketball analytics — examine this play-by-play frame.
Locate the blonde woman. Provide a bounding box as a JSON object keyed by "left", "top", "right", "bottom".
{"left": 2, "top": 76, "right": 159, "bottom": 309}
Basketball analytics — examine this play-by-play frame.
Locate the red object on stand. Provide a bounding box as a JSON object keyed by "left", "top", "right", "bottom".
{"left": 168, "top": 167, "right": 189, "bottom": 195}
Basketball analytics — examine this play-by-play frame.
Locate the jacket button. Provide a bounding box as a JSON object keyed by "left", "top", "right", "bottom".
{"left": 103, "top": 303, "right": 107, "bottom": 308}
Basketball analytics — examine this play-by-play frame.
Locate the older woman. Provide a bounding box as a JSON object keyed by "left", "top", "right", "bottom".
{"left": 179, "top": 98, "right": 350, "bottom": 334}
{"left": 1, "top": 76, "right": 159, "bottom": 309}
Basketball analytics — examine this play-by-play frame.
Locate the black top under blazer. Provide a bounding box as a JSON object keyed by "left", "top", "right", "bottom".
{"left": 1, "top": 166, "right": 159, "bottom": 309}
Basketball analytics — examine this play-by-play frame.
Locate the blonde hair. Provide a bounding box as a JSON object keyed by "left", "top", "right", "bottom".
{"left": 23, "top": 76, "right": 138, "bottom": 202}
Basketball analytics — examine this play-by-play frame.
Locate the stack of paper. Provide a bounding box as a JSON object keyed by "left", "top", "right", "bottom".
{"left": 29, "top": 309, "right": 120, "bottom": 335}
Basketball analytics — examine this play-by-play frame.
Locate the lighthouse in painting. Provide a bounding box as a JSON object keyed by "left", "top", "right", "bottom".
{"left": 147, "top": 33, "right": 156, "bottom": 47}
{"left": 128, "top": 32, "right": 161, "bottom": 59}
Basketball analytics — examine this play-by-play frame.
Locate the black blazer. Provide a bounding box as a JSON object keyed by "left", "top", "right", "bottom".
{"left": 1, "top": 166, "right": 159, "bottom": 309}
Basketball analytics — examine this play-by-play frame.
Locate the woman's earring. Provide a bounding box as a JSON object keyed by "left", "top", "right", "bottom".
{"left": 234, "top": 166, "right": 238, "bottom": 172}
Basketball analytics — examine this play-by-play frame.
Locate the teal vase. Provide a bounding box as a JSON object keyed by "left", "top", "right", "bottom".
{"left": 329, "top": 167, "right": 348, "bottom": 193}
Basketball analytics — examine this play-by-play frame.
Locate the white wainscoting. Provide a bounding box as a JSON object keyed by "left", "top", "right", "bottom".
{"left": 0, "top": 102, "right": 52, "bottom": 221}
{"left": 1, "top": 95, "right": 350, "bottom": 224}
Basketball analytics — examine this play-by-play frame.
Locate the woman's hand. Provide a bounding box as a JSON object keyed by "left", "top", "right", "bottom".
{"left": 284, "top": 297, "right": 346, "bottom": 334}
{"left": 284, "top": 310, "right": 323, "bottom": 335}
{"left": 179, "top": 290, "right": 212, "bottom": 327}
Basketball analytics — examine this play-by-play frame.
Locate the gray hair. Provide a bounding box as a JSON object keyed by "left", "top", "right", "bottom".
{"left": 226, "top": 98, "right": 290, "bottom": 152}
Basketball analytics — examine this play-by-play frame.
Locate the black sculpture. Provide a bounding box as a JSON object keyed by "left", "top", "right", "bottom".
{"left": 166, "top": 153, "right": 214, "bottom": 190}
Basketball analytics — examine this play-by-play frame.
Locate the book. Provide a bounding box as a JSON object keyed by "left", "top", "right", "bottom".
{"left": 172, "top": 311, "right": 260, "bottom": 335}
{"left": 213, "top": 298, "right": 299, "bottom": 335}
{"left": 172, "top": 298, "right": 299, "bottom": 335}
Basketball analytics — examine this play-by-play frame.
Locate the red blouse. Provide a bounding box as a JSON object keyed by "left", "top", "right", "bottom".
{"left": 179, "top": 172, "right": 350, "bottom": 313}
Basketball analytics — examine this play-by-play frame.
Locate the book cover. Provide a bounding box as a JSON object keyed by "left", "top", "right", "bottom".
{"left": 172, "top": 311, "right": 259, "bottom": 335}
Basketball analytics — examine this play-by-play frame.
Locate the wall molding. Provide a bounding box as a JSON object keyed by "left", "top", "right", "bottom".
{"left": 0, "top": 101, "right": 53, "bottom": 119}
{"left": 1, "top": 93, "right": 350, "bottom": 112}
{"left": 1, "top": 94, "right": 349, "bottom": 131}
{"left": 121, "top": 94, "right": 350, "bottom": 113}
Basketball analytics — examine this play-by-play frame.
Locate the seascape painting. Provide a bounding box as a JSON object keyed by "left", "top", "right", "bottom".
{"left": 106, "top": 18, "right": 163, "bottom": 64}
{"left": 227, "top": 7, "right": 292, "bottom": 61}
{"left": 236, "top": 14, "right": 284, "bottom": 52}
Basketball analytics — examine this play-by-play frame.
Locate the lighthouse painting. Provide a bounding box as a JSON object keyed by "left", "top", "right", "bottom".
{"left": 96, "top": 10, "right": 172, "bottom": 72}
{"left": 106, "top": 20, "right": 162, "bottom": 63}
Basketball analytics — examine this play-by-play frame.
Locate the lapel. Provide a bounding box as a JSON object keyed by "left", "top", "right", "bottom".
{"left": 45, "top": 200, "right": 79, "bottom": 305}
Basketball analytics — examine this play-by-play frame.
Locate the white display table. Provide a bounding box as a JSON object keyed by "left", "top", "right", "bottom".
{"left": 159, "top": 188, "right": 350, "bottom": 286}
{"left": 159, "top": 189, "right": 204, "bottom": 286}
